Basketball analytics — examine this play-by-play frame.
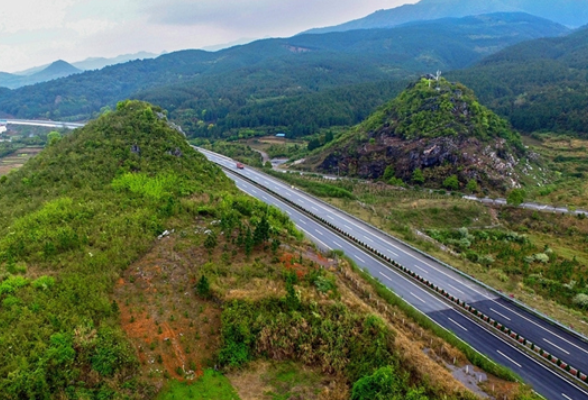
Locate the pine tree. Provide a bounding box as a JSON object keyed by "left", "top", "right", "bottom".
{"left": 245, "top": 226, "right": 253, "bottom": 257}
{"left": 253, "top": 212, "right": 270, "bottom": 245}
{"left": 412, "top": 168, "right": 425, "bottom": 184}
{"left": 196, "top": 275, "right": 211, "bottom": 299}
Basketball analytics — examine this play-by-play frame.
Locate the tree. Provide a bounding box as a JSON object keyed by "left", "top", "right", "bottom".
{"left": 196, "top": 275, "right": 211, "bottom": 299}
{"left": 383, "top": 165, "right": 395, "bottom": 182}
{"left": 412, "top": 168, "right": 425, "bottom": 184}
{"left": 443, "top": 175, "right": 459, "bottom": 191}
{"left": 264, "top": 161, "right": 272, "bottom": 169}
{"left": 507, "top": 188, "right": 526, "bottom": 206}
{"left": 204, "top": 231, "right": 217, "bottom": 254}
{"left": 307, "top": 138, "right": 321, "bottom": 151}
{"left": 254, "top": 213, "right": 270, "bottom": 245}
{"left": 325, "top": 130, "right": 334, "bottom": 143}
{"left": 47, "top": 131, "right": 61, "bottom": 146}
{"left": 466, "top": 179, "right": 478, "bottom": 193}
{"left": 244, "top": 226, "right": 253, "bottom": 256}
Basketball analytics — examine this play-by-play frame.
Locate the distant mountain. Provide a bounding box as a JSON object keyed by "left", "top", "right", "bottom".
{"left": 0, "top": 13, "right": 569, "bottom": 134}
{"left": 448, "top": 25, "right": 588, "bottom": 136}
{"left": 0, "top": 60, "right": 82, "bottom": 89}
{"left": 305, "top": 78, "right": 531, "bottom": 192}
{"left": 71, "top": 52, "right": 160, "bottom": 71}
{"left": 305, "top": 0, "right": 588, "bottom": 34}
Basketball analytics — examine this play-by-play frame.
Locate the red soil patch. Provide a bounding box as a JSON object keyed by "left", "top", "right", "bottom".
{"left": 114, "top": 238, "right": 221, "bottom": 387}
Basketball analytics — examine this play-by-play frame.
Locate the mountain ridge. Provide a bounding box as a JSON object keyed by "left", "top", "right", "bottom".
{"left": 305, "top": 0, "right": 588, "bottom": 34}
{"left": 0, "top": 60, "right": 82, "bottom": 90}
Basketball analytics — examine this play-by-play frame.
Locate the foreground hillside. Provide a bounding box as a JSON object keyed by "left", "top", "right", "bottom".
{"left": 305, "top": 78, "right": 540, "bottom": 193}
{"left": 449, "top": 25, "right": 588, "bottom": 137}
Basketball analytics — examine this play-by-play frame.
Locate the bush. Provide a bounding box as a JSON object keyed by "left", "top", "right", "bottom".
{"left": 443, "top": 175, "right": 459, "bottom": 191}
{"left": 351, "top": 366, "right": 402, "bottom": 400}
{"left": 573, "top": 293, "right": 588, "bottom": 309}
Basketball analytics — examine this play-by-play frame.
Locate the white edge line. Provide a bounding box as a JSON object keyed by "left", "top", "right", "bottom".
{"left": 497, "top": 350, "right": 522, "bottom": 368}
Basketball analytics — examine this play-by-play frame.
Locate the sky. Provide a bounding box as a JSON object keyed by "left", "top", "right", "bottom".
{"left": 0, "top": 0, "right": 416, "bottom": 73}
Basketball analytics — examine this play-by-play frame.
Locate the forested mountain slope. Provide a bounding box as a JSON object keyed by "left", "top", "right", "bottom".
{"left": 0, "top": 13, "right": 567, "bottom": 140}
{"left": 448, "top": 25, "right": 588, "bottom": 136}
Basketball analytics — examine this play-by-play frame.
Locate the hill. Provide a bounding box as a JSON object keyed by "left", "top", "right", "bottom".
{"left": 0, "top": 100, "right": 236, "bottom": 397}
{"left": 0, "top": 60, "right": 82, "bottom": 89}
{"left": 305, "top": 78, "right": 536, "bottom": 192}
{"left": 448, "top": 25, "right": 588, "bottom": 137}
{"left": 305, "top": 0, "right": 588, "bottom": 34}
{"left": 0, "top": 13, "right": 567, "bottom": 137}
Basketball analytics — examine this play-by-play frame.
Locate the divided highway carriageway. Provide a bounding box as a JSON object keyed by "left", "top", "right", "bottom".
{"left": 199, "top": 148, "right": 588, "bottom": 400}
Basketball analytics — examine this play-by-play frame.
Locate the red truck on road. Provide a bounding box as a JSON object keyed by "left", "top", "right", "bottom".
{"left": 236, "top": 162, "right": 244, "bottom": 169}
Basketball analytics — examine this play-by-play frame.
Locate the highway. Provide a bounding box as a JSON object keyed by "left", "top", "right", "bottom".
{"left": 3, "top": 118, "right": 85, "bottom": 130}
{"left": 205, "top": 149, "right": 588, "bottom": 400}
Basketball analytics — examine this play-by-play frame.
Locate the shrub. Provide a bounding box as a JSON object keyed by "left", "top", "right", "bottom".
{"left": 573, "top": 293, "right": 588, "bottom": 309}
{"left": 351, "top": 366, "right": 402, "bottom": 400}
{"left": 443, "top": 175, "right": 459, "bottom": 191}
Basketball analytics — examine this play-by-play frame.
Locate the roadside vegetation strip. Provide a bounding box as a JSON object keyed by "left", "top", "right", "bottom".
{"left": 217, "top": 164, "right": 522, "bottom": 383}
{"left": 252, "top": 164, "right": 588, "bottom": 351}
{"left": 217, "top": 162, "right": 588, "bottom": 388}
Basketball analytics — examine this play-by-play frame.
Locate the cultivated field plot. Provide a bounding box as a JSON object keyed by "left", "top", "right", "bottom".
{"left": 0, "top": 146, "right": 43, "bottom": 175}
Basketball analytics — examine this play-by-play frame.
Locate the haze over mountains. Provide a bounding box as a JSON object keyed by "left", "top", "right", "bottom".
{"left": 0, "top": 52, "right": 160, "bottom": 89}
{"left": 305, "top": 0, "right": 588, "bottom": 34}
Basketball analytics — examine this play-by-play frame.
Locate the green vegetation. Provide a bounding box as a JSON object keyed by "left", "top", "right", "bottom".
{"left": 158, "top": 370, "right": 241, "bottom": 400}
{"left": 428, "top": 224, "right": 588, "bottom": 312}
{"left": 265, "top": 169, "right": 355, "bottom": 199}
{"left": 196, "top": 139, "right": 263, "bottom": 167}
{"left": 364, "top": 78, "right": 522, "bottom": 148}
{"left": 218, "top": 269, "right": 477, "bottom": 400}
{"left": 277, "top": 167, "right": 588, "bottom": 332}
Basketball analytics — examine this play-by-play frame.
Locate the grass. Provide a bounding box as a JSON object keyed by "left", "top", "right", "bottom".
{"left": 261, "top": 362, "right": 323, "bottom": 400}
{"left": 157, "top": 370, "right": 241, "bottom": 400}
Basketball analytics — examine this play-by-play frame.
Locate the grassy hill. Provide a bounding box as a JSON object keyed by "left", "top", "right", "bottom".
{"left": 305, "top": 78, "right": 537, "bottom": 192}
{"left": 0, "top": 14, "right": 567, "bottom": 140}
{"left": 448, "top": 25, "right": 588, "bottom": 136}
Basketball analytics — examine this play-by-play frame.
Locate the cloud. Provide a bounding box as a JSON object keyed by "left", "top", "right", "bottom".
{"left": 0, "top": 0, "right": 74, "bottom": 34}
{"left": 0, "top": 0, "right": 415, "bottom": 72}
{"left": 143, "top": 0, "right": 413, "bottom": 35}
{"left": 66, "top": 19, "right": 117, "bottom": 37}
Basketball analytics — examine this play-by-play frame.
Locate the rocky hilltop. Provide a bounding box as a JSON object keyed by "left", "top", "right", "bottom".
{"left": 308, "top": 78, "right": 538, "bottom": 192}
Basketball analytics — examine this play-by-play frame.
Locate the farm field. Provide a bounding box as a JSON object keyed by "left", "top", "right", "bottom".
{"left": 0, "top": 146, "right": 43, "bottom": 175}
